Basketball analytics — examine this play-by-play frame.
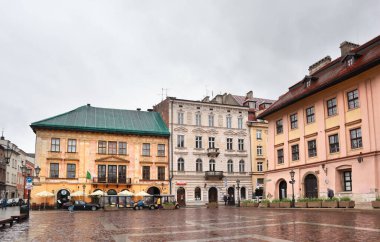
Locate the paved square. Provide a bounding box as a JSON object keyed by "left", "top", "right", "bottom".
{"left": 1, "top": 207, "right": 380, "bottom": 241}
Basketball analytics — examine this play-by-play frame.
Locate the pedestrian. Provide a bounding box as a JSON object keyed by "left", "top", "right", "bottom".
{"left": 223, "top": 195, "right": 227, "bottom": 206}
{"left": 327, "top": 188, "right": 334, "bottom": 200}
{"left": 2, "top": 198, "right": 7, "bottom": 210}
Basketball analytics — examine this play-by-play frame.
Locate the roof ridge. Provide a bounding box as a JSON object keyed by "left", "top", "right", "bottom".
{"left": 31, "top": 105, "right": 86, "bottom": 125}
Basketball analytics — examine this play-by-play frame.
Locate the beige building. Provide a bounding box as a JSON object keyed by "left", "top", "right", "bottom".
{"left": 30, "top": 104, "right": 170, "bottom": 207}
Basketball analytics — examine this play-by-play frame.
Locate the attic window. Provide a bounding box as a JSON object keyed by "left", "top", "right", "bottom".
{"left": 197, "top": 107, "right": 200, "bottom": 109}
{"left": 347, "top": 56, "right": 354, "bottom": 67}
{"left": 179, "top": 105, "right": 183, "bottom": 108}
{"left": 305, "top": 79, "right": 311, "bottom": 88}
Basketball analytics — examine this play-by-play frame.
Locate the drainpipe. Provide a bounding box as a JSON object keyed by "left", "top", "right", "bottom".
{"left": 169, "top": 100, "right": 174, "bottom": 195}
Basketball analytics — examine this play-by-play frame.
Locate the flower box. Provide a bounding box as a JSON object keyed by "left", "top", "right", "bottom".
{"left": 322, "top": 200, "right": 338, "bottom": 208}
{"left": 372, "top": 201, "right": 380, "bottom": 208}
{"left": 279, "top": 202, "right": 291, "bottom": 208}
{"left": 307, "top": 201, "right": 322, "bottom": 208}
{"left": 259, "top": 202, "right": 269, "bottom": 208}
{"left": 338, "top": 201, "right": 355, "bottom": 208}
{"left": 162, "top": 204, "right": 176, "bottom": 210}
{"left": 295, "top": 202, "right": 307, "bottom": 208}
{"left": 269, "top": 203, "right": 280, "bottom": 208}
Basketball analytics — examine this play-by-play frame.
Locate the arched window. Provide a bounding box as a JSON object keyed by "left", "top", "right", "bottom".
{"left": 196, "top": 159, "right": 203, "bottom": 172}
{"left": 195, "top": 187, "right": 201, "bottom": 200}
{"left": 209, "top": 159, "right": 215, "bottom": 171}
{"left": 178, "top": 158, "right": 185, "bottom": 172}
{"left": 239, "top": 160, "right": 245, "bottom": 173}
{"left": 227, "top": 160, "right": 233, "bottom": 173}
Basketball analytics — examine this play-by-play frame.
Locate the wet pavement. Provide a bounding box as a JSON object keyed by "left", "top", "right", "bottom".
{"left": 1, "top": 207, "right": 380, "bottom": 241}
{"left": 0, "top": 207, "right": 20, "bottom": 220}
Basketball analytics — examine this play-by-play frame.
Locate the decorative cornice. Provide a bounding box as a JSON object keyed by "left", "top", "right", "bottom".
{"left": 174, "top": 126, "right": 189, "bottom": 132}
{"left": 345, "top": 119, "right": 362, "bottom": 127}
{"left": 288, "top": 138, "right": 300, "bottom": 144}
{"left": 325, "top": 125, "right": 340, "bottom": 133}
{"left": 95, "top": 155, "right": 130, "bottom": 163}
{"left": 304, "top": 132, "right": 318, "bottom": 139}
{"left": 274, "top": 143, "right": 284, "bottom": 148}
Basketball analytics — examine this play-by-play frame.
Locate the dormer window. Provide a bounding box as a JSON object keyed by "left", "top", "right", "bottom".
{"left": 302, "top": 75, "right": 317, "bottom": 89}
{"left": 342, "top": 53, "right": 360, "bottom": 67}
{"left": 305, "top": 79, "right": 311, "bottom": 88}
{"left": 347, "top": 56, "right": 354, "bottom": 67}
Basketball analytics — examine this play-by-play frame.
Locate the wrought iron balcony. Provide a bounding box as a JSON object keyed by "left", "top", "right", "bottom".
{"left": 207, "top": 148, "right": 220, "bottom": 158}
{"left": 93, "top": 177, "right": 131, "bottom": 184}
{"left": 205, "top": 171, "right": 224, "bottom": 180}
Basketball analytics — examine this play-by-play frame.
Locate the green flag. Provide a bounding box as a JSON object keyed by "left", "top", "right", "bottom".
{"left": 86, "top": 171, "right": 92, "bottom": 180}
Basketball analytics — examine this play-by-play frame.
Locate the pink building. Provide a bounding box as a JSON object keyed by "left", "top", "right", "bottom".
{"left": 258, "top": 35, "right": 380, "bottom": 202}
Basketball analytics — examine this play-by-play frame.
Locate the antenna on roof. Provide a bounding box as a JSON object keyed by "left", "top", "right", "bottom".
{"left": 158, "top": 88, "right": 168, "bottom": 101}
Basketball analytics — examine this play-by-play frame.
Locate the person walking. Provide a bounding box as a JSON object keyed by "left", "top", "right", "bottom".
{"left": 223, "top": 195, "right": 227, "bottom": 206}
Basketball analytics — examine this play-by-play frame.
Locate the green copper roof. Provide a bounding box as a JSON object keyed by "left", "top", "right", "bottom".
{"left": 31, "top": 105, "right": 169, "bottom": 137}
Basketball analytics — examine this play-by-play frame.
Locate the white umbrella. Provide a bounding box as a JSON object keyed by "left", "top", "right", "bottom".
{"left": 90, "top": 190, "right": 106, "bottom": 196}
{"left": 118, "top": 190, "right": 134, "bottom": 196}
{"left": 134, "top": 191, "right": 151, "bottom": 196}
{"left": 36, "top": 191, "right": 54, "bottom": 197}
{"left": 70, "top": 191, "right": 87, "bottom": 197}
{"left": 35, "top": 191, "right": 54, "bottom": 210}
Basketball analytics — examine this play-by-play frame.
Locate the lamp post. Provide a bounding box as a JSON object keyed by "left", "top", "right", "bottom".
{"left": 236, "top": 179, "right": 240, "bottom": 207}
{"left": 21, "top": 164, "right": 41, "bottom": 218}
{"left": 289, "top": 170, "right": 295, "bottom": 208}
{"left": 82, "top": 184, "right": 86, "bottom": 201}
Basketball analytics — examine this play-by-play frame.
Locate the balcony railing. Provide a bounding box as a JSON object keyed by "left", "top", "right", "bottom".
{"left": 93, "top": 177, "right": 132, "bottom": 184}
{"left": 205, "top": 171, "right": 224, "bottom": 180}
{"left": 207, "top": 148, "right": 220, "bottom": 158}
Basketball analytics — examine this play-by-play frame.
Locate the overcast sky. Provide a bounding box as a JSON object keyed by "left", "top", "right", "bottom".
{"left": 1, "top": 0, "right": 379, "bottom": 153}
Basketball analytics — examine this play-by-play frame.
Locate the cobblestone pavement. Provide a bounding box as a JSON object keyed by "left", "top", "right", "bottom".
{"left": 1, "top": 207, "right": 380, "bottom": 242}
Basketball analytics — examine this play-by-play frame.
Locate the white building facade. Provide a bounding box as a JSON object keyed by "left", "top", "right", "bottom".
{"left": 154, "top": 96, "right": 252, "bottom": 206}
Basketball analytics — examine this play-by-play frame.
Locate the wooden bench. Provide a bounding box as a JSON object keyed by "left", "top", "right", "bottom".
{"left": 11, "top": 214, "right": 28, "bottom": 223}
{"left": 0, "top": 218, "right": 14, "bottom": 228}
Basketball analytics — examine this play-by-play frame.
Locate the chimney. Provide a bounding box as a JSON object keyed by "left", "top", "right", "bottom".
{"left": 136, "top": 108, "right": 141, "bottom": 111}
{"left": 87, "top": 104, "right": 91, "bottom": 107}
{"left": 340, "top": 41, "right": 359, "bottom": 57}
{"left": 201, "top": 96, "right": 210, "bottom": 102}
{"left": 308, "top": 56, "right": 331, "bottom": 75}
{"left": 246, "top": 91, "right": 253, "bottom": 99}
{"left": 147, "top": 109, "right": 153, "bottom": 112}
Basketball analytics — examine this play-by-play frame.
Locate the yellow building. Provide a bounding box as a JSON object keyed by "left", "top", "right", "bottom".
{"left": 30, "top": 104, "right": 169, "bottom": 207}
{"left": 248, "top": 120, "right": 268, "bottom": 198}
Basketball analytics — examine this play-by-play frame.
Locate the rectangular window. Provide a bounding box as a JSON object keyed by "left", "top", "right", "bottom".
{"left": 196, "top": 159, "right": 202, "bottom": 172}
{"left": 276, "top": 120, "right": 283, "bottom": 134}
{"left": 257, "top": 162, "right": 263, "bottom": 172}
{"left": 277, "top": 149, "right": 284, "bottom": 164}
{"left": 208, "top": 115, "right": 214, "bottom": 127}
{"left": 119, "top": 142, "right": 127, "bottom": 155}
{"left": 347, "top": 89, "right": 359, "bottom": 109}
{"left": 226, "top": 116, "right": 232, "bottom": 128}
{"left": 178, "top": 112, "right": 184, "bottom": 125}
{"left": 177, "top": 135, "right": 185, "bottom": 148}
{"left": 308, "top": 140, "right": 317, "bottom": 157}
{"left": 327, "top": 98, "right": 337, "bottom": 116}
{"left": 343, "top": 171, "right": 352, "bottom": 191}
{"left": 157, "top": 144, "right": 165, "bottom": 156}
{"left": 350, "top": 128, "right": 362, "bottom": 149}
{"left": 98, "top": 141, "right": 107, "bottom": 154}
{"left": 157, "top": 166, "right": 165, "bottom": 180}
{"left": 195, "top": 136, "right": 202, "bottom": 149}
{"left": 290, "top": 113, "right": 298, "bottom": 129}
{"left": 142, "top": 166, "right": 150, "bottom": 180}
{"left": 108, "top": 141, "right": 117, "bottom": 154}
{"left": 306, "top": 106, "right": 315, "bottom": 124}
{"left": 238, "top": 139, "right": 244, "bottom": 151}
{"left": 196, "top": 113, "right": 201, "bottom": 126}
{"left": 256, "top": 130, "right": 262, "bottom": 140}
{"left": 329, "top": 134, "right": 340, "bottom": 153}
{"left": 108, "top": 165, "right": 117, "bottom": 183}
{"left": 50, "top": 163, "right": 59, "bottom": 178}
{"left": 118, "top": 165, "right": 126, "bottom": 183}
{"left": 291, "top": 144, "right": 299, "bottom": 161}
{"left": 67, "top": 164, "right": 76, "bottom": 178}
{"left": 67, "top": 139, "right": 76, "bottom": 153}
{"left": 98, "top": 165, "right": 106, "bottom": 182}
{"left": 208, "top": 137, "right": 215, "bottom": 149}
{"left": 227, "top": 138, "right": 233, "bottom": 150}
{"left": 257, "top": 146, "right": 262, "bottom": 156}
{"left": 238, "top": 117, "right": 243, "bottom": 129}
{"left": 142, "top": 143, "right": 150, "bottom": 156}
{"left": 51, "top": 138, "right": 60, "bottom": 152}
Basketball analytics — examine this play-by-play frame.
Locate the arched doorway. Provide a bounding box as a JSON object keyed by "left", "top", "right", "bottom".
{"left": 227, "top": 187, "right": 235, "bottom": 205}
{"left": 177, "top": 187, "right": 186, "bottom": 206}
{"left": 304, "top": 174, "right": 318, "bottom": 198}
{"left": 241, "top": 187, "right": 246, "bottom": 200}
{"left": 107, "top": 189, "right": 117, "bottom": 206}
{"left": 279, "top": 180, "right": 287, "bottom": 200}
{"left": 57, "top": 189, "right": 70, "bottom": 208}
{"left": 208, "top": 187, "right": 218, "bottom": 203}
{"left": 147, "top": 186, "right": 160, "bottom": 195}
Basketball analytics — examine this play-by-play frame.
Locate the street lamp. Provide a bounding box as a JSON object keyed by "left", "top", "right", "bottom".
{"left": 3, "top": 140, "right": 17, "bottom": 165}
{"left": 236, "top": 179, "right": 240, "bottom": 207}
{"left": 82, "top": 184, "right": 86, "bottom": 201}
{"left": 289, "top": 170, "right": 295, "bottom": 208}
{"left": 21, "top": 164, "right": 40, "bottom": 218}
